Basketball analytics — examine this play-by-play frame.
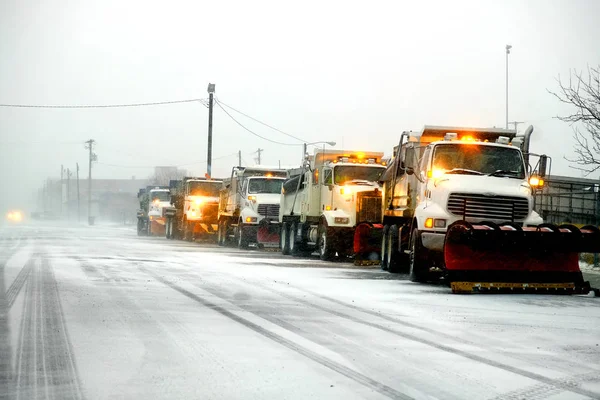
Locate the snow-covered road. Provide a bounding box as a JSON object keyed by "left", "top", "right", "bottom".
{"left": 1, "top": 222, "right": 599, "bottom": 399}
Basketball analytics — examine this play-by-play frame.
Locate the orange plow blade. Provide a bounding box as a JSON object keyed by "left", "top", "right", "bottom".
{"left": 444, "top": 221, "right": 600, "bottom": 294}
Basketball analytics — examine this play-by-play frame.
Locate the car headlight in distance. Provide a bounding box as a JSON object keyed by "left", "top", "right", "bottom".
{"left": 334, "top": 217, "right": 349, "bottom": 224}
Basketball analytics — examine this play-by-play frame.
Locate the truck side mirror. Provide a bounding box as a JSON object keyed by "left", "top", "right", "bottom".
{"left": 328, "top": 184, "right": 333, "bottom": 191}
{"left": 539, "top": 155, "right": 548, "bottom": 178}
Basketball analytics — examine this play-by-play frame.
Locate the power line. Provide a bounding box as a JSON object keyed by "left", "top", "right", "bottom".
{"left": 0, "top": 98, "right": 206, "bottom": 109}
{"left": 215, "top": 98, "right": 305, "bottom": 142}
{"left": 215, "top": 101, "right": 301, "bottom": 146}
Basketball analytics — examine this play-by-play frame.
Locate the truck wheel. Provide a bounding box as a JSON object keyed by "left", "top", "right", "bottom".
{"left": 289, "top": 222, "right": 303, "bottom": 256}
{"left": 236, "top": 223, "right": 249, "bottom": 249}
{"left": 281, "top": 222, "right": 290, "bottom": 255}
{"left": 388, "top": 225, "right": 408, "bottom": 273}
{"left": 409, "top": 227, "right": 428, "bottom": 282}
{"left": 380, "top": 225, "right": 389, "bottom": 270}
{"left": 318, "top": 222, "right": 335, "bottom": 261}
{"left": 217, "top": 221, "right": 226, "bottom": 246}
{"left": 184, "top": 221, "right": 193, "bottom": 242}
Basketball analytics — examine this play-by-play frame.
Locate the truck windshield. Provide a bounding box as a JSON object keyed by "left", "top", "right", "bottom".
{"left": 334, "top": 166, "right": 385, "bottom": 185}
{"left": 188, "top": 181, "right": 221, "bottom": 196}
{"left": 432, "top": 144, "right": 525, "bottom": 178}
{"left": 150, "top": 191, "right": 170, "bottom": 202}
{"left": 247, "top": 178, "right": 284, "bottom": 194}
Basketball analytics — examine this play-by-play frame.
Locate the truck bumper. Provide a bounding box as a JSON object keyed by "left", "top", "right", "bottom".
{"left": 421, "top": 231, "right": 445, "bottom": 252}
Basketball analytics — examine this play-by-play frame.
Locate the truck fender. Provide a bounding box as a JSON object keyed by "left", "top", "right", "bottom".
{"left": 321, "top": 209, "right": 351, "bottom": 227}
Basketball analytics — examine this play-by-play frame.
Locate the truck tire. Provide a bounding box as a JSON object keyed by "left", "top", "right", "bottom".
{"left": 318, "top": 222, "right": 335, "bottom": 261}
{"left": 388, "top": 225, "right": 409, "bottom": 273}
{"left": 290, "top": 222, "right": 308, "bottom": 256}
{"left": 217, "top": 220, "right": 226, "bottom": 246}
{"left": 280, "top": 222, "right": 291, "bottom": 255}
{"left": 409, "top": 227, "right": 428, "bottom": 282}
{"left": 380, "top": 225, "right": 389, "bottom": 271}
{"left": 184, "top": 220, "right": 193, "bottom": 242}
{"left": 236, "top": 223, "right": 249, "bottom": 249}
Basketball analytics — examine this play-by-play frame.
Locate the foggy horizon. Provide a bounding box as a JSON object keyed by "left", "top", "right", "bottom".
{"left": 2, "top": 0, "right": 600, "bottom": 213}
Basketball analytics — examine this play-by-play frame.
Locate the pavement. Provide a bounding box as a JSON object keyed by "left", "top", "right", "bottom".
{"left": 1, "top": 222, "right": 600, "bottom": 400}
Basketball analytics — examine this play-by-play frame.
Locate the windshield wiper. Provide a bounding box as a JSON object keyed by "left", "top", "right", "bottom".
{"left": 487, "top": 170, "right": 521, "bottom": 178}
{"left": 445, "top": 168, "right": 483, "bottom": 175}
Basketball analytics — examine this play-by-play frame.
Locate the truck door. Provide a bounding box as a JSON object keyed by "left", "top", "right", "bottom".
{"left": 305, "top": 168, "right": 321, "bottom": 218}
{"left": 418, "top": 146, "right": 432, "bottom": 205}
{"left": 321, "top": 168, "right": 333, "bottom": 212}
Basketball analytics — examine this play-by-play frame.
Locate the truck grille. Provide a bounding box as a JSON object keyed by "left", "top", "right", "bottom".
{"left": 356, "top": 190, "right": 382, "bottom": 223}
{"left": 257, "top": 204, "right": 280, "bottom": 218}
{"left": 447, "top": 193, "right": 529, "bottom": 221}
{"left": 202, "top": 203, "right": 219, "bottom": 221}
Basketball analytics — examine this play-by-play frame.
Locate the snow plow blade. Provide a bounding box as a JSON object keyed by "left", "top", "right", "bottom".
{"left": 444, "top": 221, "right": 600, "bottom": 294}
{"left": 257, "top": 221, "right": 280, "bottom": 248}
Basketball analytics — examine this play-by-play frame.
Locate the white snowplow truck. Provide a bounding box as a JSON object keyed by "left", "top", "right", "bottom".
{"left": 137, "top": 186, "right": 171, "bottom": 236}
{"left": 279, "top": 149, "right": 387, "bottom": 260}
{"left": 165, "top": 177, "right": 223, "bottom": 241}
{"left": 355, "top": 125, "right": 600, "bottom": 294}
{"left": 217, "top": 166, "right": 288, "bottom": 249}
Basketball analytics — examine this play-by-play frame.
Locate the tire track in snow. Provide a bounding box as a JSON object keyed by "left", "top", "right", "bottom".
{"left": 0, "top": 232, "right": 25, "bottom": 396}
{"left": 489, "top": 371, "right": 600, "bottom": 400}
{"left": 14, "top": 254, "right": 84, "bottom": 400}
{"left": 141, "top": 267, "right": 414, "bottom": 400}
{"left": 182, "top": 269, "right": 600, "bottom": 399}
{"left": 6, "top": 258, "right": 33, "bottom": 308}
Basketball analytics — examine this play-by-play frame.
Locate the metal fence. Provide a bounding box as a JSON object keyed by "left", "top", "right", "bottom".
{"left": 534, "top": 175, "right": 600, "bottom": 226}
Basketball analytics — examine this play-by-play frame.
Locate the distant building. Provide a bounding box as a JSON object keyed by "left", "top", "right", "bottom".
{"left": 534, "top": 175, "right": 600, "bottom": 226}
{"left": 39, "top": 178, "right": 151, "bottom": 223}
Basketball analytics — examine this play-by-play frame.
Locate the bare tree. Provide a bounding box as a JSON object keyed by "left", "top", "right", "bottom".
{"left": 549, "top": 66, "right": 600, "bottom": 175}
{"left": 148, "top": 167, "right": 187, "bottom": 186}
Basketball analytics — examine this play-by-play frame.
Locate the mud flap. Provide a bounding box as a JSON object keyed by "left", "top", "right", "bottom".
{"left": 354, "top": 223, "right": 383, "bottom": 266}
{"left": 444, "top": 221, "right": 600, "bottom": 294}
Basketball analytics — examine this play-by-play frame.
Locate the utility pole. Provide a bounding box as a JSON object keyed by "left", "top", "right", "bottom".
{"left": 60, "top": 165, "right": 64, "bottom": 216}
{"left": 76, "top": 163, "right": 81, "bottom": 222}
{"left": 509, "top": 121, "right": 524, "bottom": 132}
{"left": 85, "top": 139, "right": 96, "bottom": 225}
{"left": 238, "top": 150, "right": 242, "bottom": 167}
{"left": 66, "top": 168, "right": 72, "bottom": 219}
{"left": 505, "top": 44, "right": 512, "bottom": 129}
{"left": 207, "top": 83, "right": 215, "bottom": 178}
{"left": 257, "top": 148, "right": 263, "bottom": 165}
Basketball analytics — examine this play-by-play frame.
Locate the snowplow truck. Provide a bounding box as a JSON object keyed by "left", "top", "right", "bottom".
{"left": 164, "top": 177, "right": 222, "bottom": 241}
{"left": 280, "top": 149, "right": 387, "bottom": 260}
{"left": 137, "top": 186, "right": 171, "bottom": 236}
{"left": 355, "top": 125, "right": 600, "bottom": 293}
{"left": 217, "top": 166, "right": 288, "bottom": 249}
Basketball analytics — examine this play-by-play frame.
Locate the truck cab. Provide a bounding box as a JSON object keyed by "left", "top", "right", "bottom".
{"left": 280, "top": 149, "right": 386, "bottom": 260}
{"left": 181, "top": 178, "right": 223, "bottom": 241}
{"left": 218, "top": 167, "right": 288, "bottom": 249}
{"left": 378, "top": 125, "right": 546, "bottom": 278}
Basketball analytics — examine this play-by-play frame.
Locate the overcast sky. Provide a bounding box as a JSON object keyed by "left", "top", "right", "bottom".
{"left": 1, "top": 0, "right": 599, "bottom": 212}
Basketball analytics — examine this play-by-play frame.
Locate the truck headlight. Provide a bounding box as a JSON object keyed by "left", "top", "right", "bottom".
{"left": 334, "top": 217, "right": 349, "bottom": 224}
{"left": 529, "top": 176, "right": 544, "bottom": 188}
{"left": 245, "top": 217, "right": 258, "bottom": 223}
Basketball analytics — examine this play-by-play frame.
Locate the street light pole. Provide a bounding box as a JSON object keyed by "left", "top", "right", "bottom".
{"left": 506, "top": 44, "right": 512, "bottom": 129}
